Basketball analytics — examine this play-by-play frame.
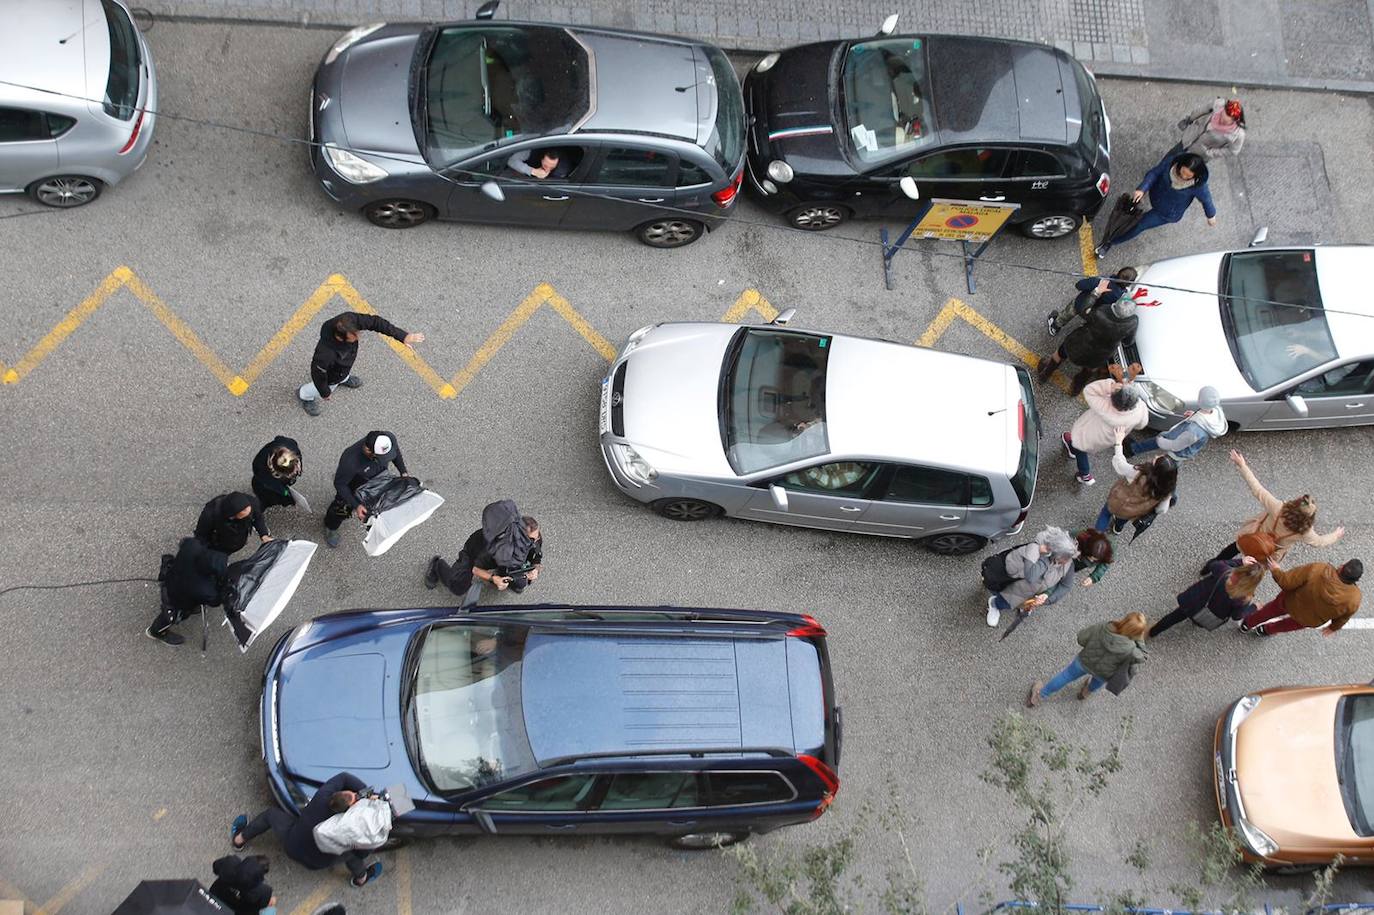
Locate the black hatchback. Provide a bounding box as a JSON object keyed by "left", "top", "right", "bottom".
{"left": 743, "top": 29, "right": 1111, "bottom": 239}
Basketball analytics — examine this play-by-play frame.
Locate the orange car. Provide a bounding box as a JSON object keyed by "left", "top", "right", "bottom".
{"left": 1214, "top": 683, "right": 1374, "bottom": 873}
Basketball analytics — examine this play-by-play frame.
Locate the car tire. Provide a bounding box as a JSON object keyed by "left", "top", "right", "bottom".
{"left": 635, "top": 218, "right": 705, "bottom": 248}
{"left": 1020, "top": 213, "right": 1081, "bottom": 239}
{"left": 669, "top": 830, "right": 749, "bottom": 850}
{"left": 27, "top": 175, "right": 103, "bottom": 208}
{"left": 923, "top": 532, "right": 988, "bottom": 556}
{"left": 786, "top": 203, "right": 849, "bottom": 231}
{"left": 651, "top": 498, "right": 723, "bottom": 522}
{"left": 363, "top": 200, "right": 436, "bottom": 229}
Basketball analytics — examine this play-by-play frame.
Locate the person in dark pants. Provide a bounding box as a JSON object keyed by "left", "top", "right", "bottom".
{"left": 1241, "top": 558, "right": 1363, "bottom": 637}
{"left": 195, "top": 492, "right": 272, "bottom": 556}
{"left": 231, "top": 772, "right": 383, "bottom": 888}
{"left": 1149, "top": 557, "right": 1263, "bottom": 637}
{"left": 1095, "top": 151, "right": 1216, "bottom": 257}
{"left": 299, "top": 312, "right": 425, "bottom": 417}
{"left": 324, "top": 431, "right": 408, "bottom": 548}
{"left": 1037, "top": 297, "right": 1138, "bottom": 395}
{"left": 1046, "top": 268, "right": 1137, "bottom": 338}
{"left": 147, "top": 537, "right": 229, "bottom": 646}
{"left": 251, "top": 436, "right": 303, "bottom": 510}
{"left": 209, "top": 854, "right": 275, "bottom": 915}
{"left": 426, "top": 515, "right": 543, "bottom": 608}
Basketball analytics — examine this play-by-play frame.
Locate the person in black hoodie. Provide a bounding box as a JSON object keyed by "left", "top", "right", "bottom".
{"left": 209, "top": 854, "right": 275, "bottom": 915}
{"left": 251, "top": 436, "right": 303, "bottom": 510}
{"left": 1036, "top": 297, "right": 1139, "bottom": 395}
{"left": 297, "top": 312, "right": 425, "bottom": 417}
{"left": 147, "top": 537, "right": 229, "bottom": 646}
{"left": 231, "top": 772, "right": 382, "bottom": 888}
{"left": 323, "top": 431, "right": 408, "bottom": 548}
{"left": 425, "top": 503, "right": 542, "bottom": 607}
{"left": 195, "top": 492, "right": 272, "bottom": 556}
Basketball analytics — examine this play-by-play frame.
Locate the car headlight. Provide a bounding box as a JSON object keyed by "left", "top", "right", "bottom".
{"left": 286, "top": 621, "right": 314, "bottom": 650}
{"left": 1236, "top": 815, "right": 1279, "bottom": 858}
{"left": 1229, "top": 694, "right": 1260, "bottom": 733}
{"left": 761, "top": 179, "right": 778, "bottom": 194}
{"left": 324, "top": 22, "right": 385, "bottom": 64}
{"left": 324, "top": 143, "right": 388, "bottom": 183}
{"left": 621, "top": 324, "right": 656, "bottom": 356}
{"left": 767, "top": 160, "right": 794, "bottom": 183}
{"left": 755, "top": 53, "right": 780, "bottom": 73}
{"left": 616, "top": 444, "right": 658, "bottom": 483}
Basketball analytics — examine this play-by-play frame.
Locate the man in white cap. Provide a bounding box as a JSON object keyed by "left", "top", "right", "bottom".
{"left": 324, "top": 431, "right": 408, "bottom": 548}
{"left": 1125, "top": 385, "right": 1227, "bottom": 461}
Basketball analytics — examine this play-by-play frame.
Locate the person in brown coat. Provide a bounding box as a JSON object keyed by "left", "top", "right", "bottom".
{"left": 1206, "top": 450, "right": 1344, "bottom": 568}
{"left": 1094, "top": 433, "right": 1178, "bottom": 536}
{"left": 1241, "top": 559, "right": 1363, "bottom": 637}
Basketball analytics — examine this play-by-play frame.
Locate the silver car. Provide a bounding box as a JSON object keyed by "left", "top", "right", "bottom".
{"left": 1120, "top": 242, "right": 1374, "bottom": 432}
{"left": 598, "top": 314, "right": 1041, "bottom": 555}
{"left": 0, "top": 0, "right": 157, "bottom": 207}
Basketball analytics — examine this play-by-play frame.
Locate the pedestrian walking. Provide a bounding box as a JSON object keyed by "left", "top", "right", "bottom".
{"left": 1045, "top": 268, "right": 1137, "bottom": 338}
{"left": 983, "top": 526, "right": 1079, "bottom": 628}
{"left": 1172, "top": 97, "right": 1246, "bottom": 160}
{"left": 251, "top": 436, "right": 304, "bottom": 510}
{"left": 1036, "top": 296, "right": 1138, "bottom": 395}
{"left": 1124, "top": 386, "right": 1226, "bottom": 461}
{"left": 426, "top": 503, "right": 543, "bottom": 608}
{"left": 324, "top": 431, "right": 409, "bottom": 548}
{"left": 1095, "top": 151, "right": 1215, "bottom": 257}
{"left": 230, "top": 772, "right": 383, "bottom": 888}
{"left": 1149, "top": 556, "right": 1264, "bottom": 637}
{"left": 146, "top": 537, "right": 228, "bottom": 646}
{"left": 1060, "top": 364, "right": 1149, "bottom": 486}
{"left": 1027, "top": 612, "right": 1149, "bottom": 706}
{"left": 299, "top": 312, "right": 425, "bottom": 417}
{"left": 1207, "top": 449, "right": 1344, "bottom": 566}
{"left": 1241, "top": 558, "right": 1363, "bottom": 637}
{"left": 209, "top": 854, "right": 275, "bottom": 915}
{"left": 1095, "top": 434, "right": 1178, "bottom": 536}
{"left": 195, "top": 492, "right": 272, "bottom": 556}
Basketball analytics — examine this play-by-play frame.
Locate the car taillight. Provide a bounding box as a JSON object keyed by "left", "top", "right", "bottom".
{"left": 712, "top": 170, "right": 744, "bottom": 207}
{"left": 1096, "top": 172, "right": 1110, "bottom": 197}
{"left": 1017, "top": 400, "right": 1026, "bottom": 442}
{"left": 118, "top": 107, "right": 146, "bottom": 155}
{"left": 787, "top": 614, "right": 827, "bottom": 638}
{"left": 799, "top": 754, "right": 839, "bottom": 800}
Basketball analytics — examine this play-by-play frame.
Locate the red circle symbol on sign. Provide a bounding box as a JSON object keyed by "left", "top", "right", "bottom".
{"left": 945, "top": 214, "right": 978, "bottom": 229}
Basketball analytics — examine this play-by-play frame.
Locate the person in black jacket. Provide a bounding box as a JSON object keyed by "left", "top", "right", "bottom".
{"left": 1045, "top": 268, "right": 1137, "bottom": 338}
{"left": 1149, "top": 556, "right": 1264, "bottom": 637}
{"left": 425, "top": 513, "right": 542, "bottom": 607}
{"left": 209, "top": 854, "right": 275, "bottom": 915}
{"left": 323, "top": 431, "right": 408, "bottom": 548}
{"left": 1036, "top": 297, "right": 1139, "bottom": 395}
{"left": 251, "top": 436, "right": 303, "bottom": 510}
{"left": 195, "top": 492, "right": 272, "bottom": 555}
{"left": 147, "top": 537, "right": 229, "bottom": 646}
{"left": 298, "top": 312, "right": 425, "bottom": 417}
{"left": 231, "top": 772, "right": 382, "bottom": 887}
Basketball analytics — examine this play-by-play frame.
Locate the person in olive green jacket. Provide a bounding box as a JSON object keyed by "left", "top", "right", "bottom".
{"left": 1027, "top": 612, "right": 1149, "bottom": 706}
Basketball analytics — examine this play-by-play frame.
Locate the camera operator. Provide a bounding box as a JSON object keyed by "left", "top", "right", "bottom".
{"left": 425, "top": 504, "right": 542, "bottom": 608}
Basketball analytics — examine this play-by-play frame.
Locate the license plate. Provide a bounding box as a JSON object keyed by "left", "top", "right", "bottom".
{"left": 599, "top": 376, "right": 611, "bottom": 434}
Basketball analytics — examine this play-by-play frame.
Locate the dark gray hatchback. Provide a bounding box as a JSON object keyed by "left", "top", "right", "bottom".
{"left": 309, "top": 14, "right": 746, "bottom": 248}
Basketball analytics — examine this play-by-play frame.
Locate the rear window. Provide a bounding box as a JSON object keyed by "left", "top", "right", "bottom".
{"left": 100, "top": 0, "right": 141, "bottom": 121}
{"left": 701, "top": 46, "right": 744, "bottom": 171}
{"left": 1012, "top": 367, "right": 1039, "bottom": 507}
{"left": 1070, "top": 61, "right": 1106, "bottom": 164}
{"left": 706, "top": 771, "right": 795, "bottom": 806}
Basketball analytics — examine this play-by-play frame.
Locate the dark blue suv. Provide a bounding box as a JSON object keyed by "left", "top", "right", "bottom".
{"left": 261, "top": 604, "right": 841, "bottom": 848}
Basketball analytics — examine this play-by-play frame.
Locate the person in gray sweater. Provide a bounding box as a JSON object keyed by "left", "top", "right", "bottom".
{"left": 1173, "top": 97, "right": 1246, "bottom": 160}
{"left": 986, "top": 527, "right": 1080, "bottom": 627}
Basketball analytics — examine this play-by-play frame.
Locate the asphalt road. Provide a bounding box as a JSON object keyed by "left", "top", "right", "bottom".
{"left": 3, "top": 18, "right": 1374, "bottom": 914}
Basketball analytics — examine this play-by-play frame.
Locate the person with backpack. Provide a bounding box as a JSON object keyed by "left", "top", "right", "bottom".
{"left": 1027, "top": 612, "right": 1149, "bottom": 706}
{"left": 1036, "top": 296, "right": 1138, "bottom": 396}
{"left": 982, "top": 527, "right": 1079, "bottom": 627}
{"left": 426, "top": 501, "right": 543, "bottom": 608}
{"left": 1095, "top": 433, "right": 1179, "bottom": 537}
{"left": 1206, "top": 449, "right": 1344, "bottom": 567}
{"left": 1149, "top": 556, "right": 1264, "bottom": 637}
{"left": 1125, "top": 387, "right": 1226, "bottom": 461}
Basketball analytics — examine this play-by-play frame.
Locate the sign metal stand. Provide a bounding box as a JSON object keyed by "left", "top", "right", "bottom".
{"left": 880, "top": 199, "right": 1020, "bottom": 294}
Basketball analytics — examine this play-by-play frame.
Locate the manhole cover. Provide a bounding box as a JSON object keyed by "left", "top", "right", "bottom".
{"left": 1236, "top": 143, "right": 1332, "bottom": 244}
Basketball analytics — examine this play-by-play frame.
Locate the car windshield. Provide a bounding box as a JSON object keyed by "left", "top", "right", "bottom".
{"left": 405, "top": 623, "right": 535, "bottom": 795}
{"left": 100, "top": 0, "right": 141, "bottom": 120}
{"left": 720, "top": 328, "right": 832, "bottom": 475}
{"left": 421, "top": 26, "right": 590, "bottom": 167}
{"left": 1221, "top": 250, "right": 1335, "bottom": 391}
{"left": 702, "top": 46, "right": 744, "bottom": 170}
{"left": 840, "top": 38, "right": 934, "bottom": 163}
{"left": 1338, "top": 695, "right": 1374, "bottom": 836}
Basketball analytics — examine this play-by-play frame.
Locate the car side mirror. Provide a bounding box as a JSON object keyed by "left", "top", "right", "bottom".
{"left": 1249, "top": 226, "right": 1269, "bottom": 247}
{"left": 1285, "top": 393, "right": 1309, "bottom": 417}
{"left": 899, "top": 176, "right": 920, "bottom": 200}
{"left": 480, "top": 181, "right": 505, "bottom": 202}
{"left": 475, "top": 0, "right": 500, "bottom": 19}
{"left": 877, "top": 13, "right": 899, "bottom": 35}
{"left": 771, "top": 307, "right": 797, "bottom": 326}
{"left": 769, "top": 485, "right": 790, "bottom": 512}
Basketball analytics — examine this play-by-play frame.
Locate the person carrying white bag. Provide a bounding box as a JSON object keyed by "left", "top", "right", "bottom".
{"left": 314, "top": 789, "right": 393, "bottom": 855}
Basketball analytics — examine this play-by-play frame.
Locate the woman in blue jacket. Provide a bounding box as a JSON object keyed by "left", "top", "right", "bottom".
{"left": 1096, "top": 152, "right": 1216, "bottom": 257}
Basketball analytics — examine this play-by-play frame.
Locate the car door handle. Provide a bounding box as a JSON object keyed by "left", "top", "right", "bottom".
{"left": 979, "top": 195, "right": 1006, "bottom": 202}
{"left": 543, "top": 823, "right": 578, "bottom": 830}
{"left": 1346, "top": 403, "right": 1366, "bottom": 408}
{"left": 667, "top": 820, "right": 697, "bottom": 827}
{"left": 840, "top": 506, "right": 863, "bottom": 512}
{"left": 542, "top": 195, "right": 570, "bottom": 201}
{"left": 637, "top": 197, "right": 665, "bottom": 203}
{"left": 939, "top": 514, "right": 960, "bottom": 520}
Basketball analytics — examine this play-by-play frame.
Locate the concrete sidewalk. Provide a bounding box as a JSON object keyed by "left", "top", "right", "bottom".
{"left": 134, "top": 0, "right": 1374, "bottom": 93}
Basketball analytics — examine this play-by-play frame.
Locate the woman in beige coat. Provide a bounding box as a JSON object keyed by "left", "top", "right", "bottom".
{"left": 1206, "top": 449, "right": 1344, "bottom": 568}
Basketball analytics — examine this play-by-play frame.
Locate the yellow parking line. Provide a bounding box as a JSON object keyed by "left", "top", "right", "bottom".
{"left": 544, "top": 286, "right": 617, "bottom": 361}
{"left": 334, "top": 276, "right": 457, "bottom": 399}
{"left": 287, "top": 879, "right": 336, "bottom": 915}
{"left": 2, "top": 268, "right": 126, "bottom": 385}
{"left": 32, "top": 864, "right": 104, "bottom": 915}
{"left": 0, "top": 877, "right": 31, "bottom": 913}
{"left": 916, "top": 297, "right": 962, "bottom": 348}
{"left": 395, "top": 847, "right": 413, "bottom": 915}
{"left": 445, "top": 285, "right": 551, "bottom": 399}
{"left": 120, "top": 269, "right": 241, "bottom": 393}
{"left": 720, "top": 288, "right": 779, "bottom": 324}
{"left": 1078, "top": 221, "right": 1098, "bottom": 277}
{"left": 917, "top": 297, "right": 1070, "bottom": 393}
{"left": 234, "top": 274, "right": 346, "bottom": 395}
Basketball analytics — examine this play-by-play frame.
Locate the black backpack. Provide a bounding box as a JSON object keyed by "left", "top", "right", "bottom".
{"left": 980, "top": 543, "right": 1028, "bottom": 592}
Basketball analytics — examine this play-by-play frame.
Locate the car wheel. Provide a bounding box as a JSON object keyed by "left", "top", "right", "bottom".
{"left": 363, "top": 200, "right": 435, "bottom": 229}
{"left": 27, "top": 175, "right": 102, "bottom": 208}
{"left": 786, "top": 203, "right": 849, "bottom": 231}
{"left": 651, "top": 498, "right": 722, "bottom": 522}
{"left": 669, "top": 830, "right": 749, "bottom": 850}
{"left": 635, "top": 218, "right": 704, "bottom": 248}
{"left": 924, "top": 532, "right": 987, "bottom": 556}
{"left": 1020, "top": 214, "right": 1080, "bottom": 239}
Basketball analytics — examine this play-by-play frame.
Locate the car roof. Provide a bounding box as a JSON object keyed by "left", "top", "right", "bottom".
{"left": 923, "top": 35, "right": 1080, "bottom": 145}
{"left": 572, "top": 30, "right": 701, "bottom": 142}
{"left": 0, "top": 0, "right": 99, "bottom": 103}
{"left": 1313, "top": 246, "right": 1374, "bottom": 358}
{"left": 823, "top": 335, "right": 1017, "bottom": 474}
{"left": 520, "top": 632, "right": 802, "bottom": 766}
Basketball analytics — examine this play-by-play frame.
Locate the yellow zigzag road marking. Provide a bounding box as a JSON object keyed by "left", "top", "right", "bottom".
{"left": 1078, "top": 220, "right": 1099, "bottom": 278}
{"left": 918, "top": 297, "right": 1071, "bottom": 393}
{"left": 0, "top": 863, "right": 107, "bottom": 915}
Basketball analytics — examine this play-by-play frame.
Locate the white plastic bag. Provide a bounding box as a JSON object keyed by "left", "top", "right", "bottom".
{"left": 313, "top": 796, "right": 392, "bottom": 855}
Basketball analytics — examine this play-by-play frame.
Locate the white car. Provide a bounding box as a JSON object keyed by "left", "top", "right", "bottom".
{"left": 1120, "top": 241, "right": 1374, "bottom": 431}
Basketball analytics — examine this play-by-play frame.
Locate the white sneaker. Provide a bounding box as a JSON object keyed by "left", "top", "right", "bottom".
{"left": 986, "top": 596, "right": 1001, "bottom": 627}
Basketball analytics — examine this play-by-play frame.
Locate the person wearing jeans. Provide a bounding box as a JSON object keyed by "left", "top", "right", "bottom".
{"left": 1027, "top": 612, "right": 1149, "bottom": 706}
{"left": 1061, "top": 366, "right": 1149, "bottom": 486}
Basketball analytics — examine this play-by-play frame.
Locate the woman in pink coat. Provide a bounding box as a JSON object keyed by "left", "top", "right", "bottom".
{"left": 1060, "top": 371, "right": 1150, "bottom": 486}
